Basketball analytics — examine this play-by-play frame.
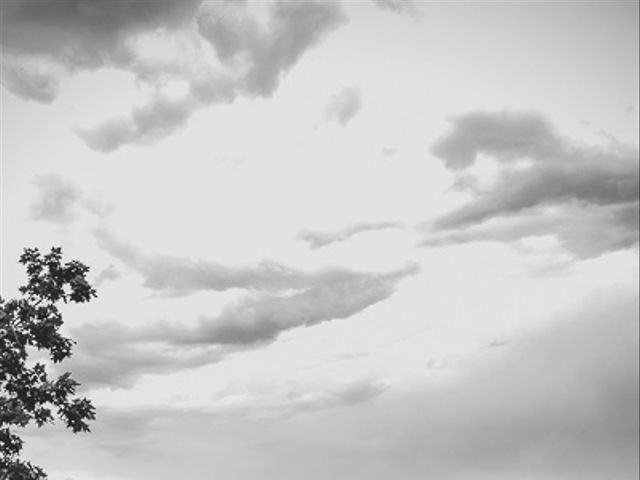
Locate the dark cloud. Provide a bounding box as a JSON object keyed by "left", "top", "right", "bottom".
{"left": 299, "top": 221, "right": 404, "bottom": 249}
{"left": 431, "top": 111, "right": 562, "bottom": 171}
{"left": 427, "top": 111, "right": 639, "bottom": 257}
{"left": 0, "top": 0, "right": 200, "bottom": 64}
{"left": 0, "top": 61, "right": 60, "bottom": 103}
{"left": 76, "top": 1, "right": 347, "bottom": 152}
{"left": 2, "top": 1, "right": 347, "bottom": 151}
{"left": 160, "top": 264, "right": 417, "bottom": 346}
{"left": 199, "top": 1, "right": 348, "bottom": 97}
{"left": 0, "top": 0, "right": 202, "bottom": 100}
{"left": 321, "top": 87, "right": 362, "bottom": 126}
{"left": 29, "top": 173, "right": 82, "bottom": 223}
{"left": 424, "top": 201, "right": 639, "bottom": 258}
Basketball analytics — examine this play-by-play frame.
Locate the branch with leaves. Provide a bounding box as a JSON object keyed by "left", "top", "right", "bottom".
{"left": 1, "top": 247, "right": 97, "bottom": 479}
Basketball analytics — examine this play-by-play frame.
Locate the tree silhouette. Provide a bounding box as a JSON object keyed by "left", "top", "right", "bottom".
{"left": 1, "top": 247, "right": 97, "bottom": 479}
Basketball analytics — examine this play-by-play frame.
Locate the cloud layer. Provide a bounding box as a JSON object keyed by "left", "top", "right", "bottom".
{"left": 36, "top": 290, "right": 640, "bottom": 480}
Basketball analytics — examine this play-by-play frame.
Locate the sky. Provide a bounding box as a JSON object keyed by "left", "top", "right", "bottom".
{"left": 0, "top": 1, "right": 638, "bottom": 479}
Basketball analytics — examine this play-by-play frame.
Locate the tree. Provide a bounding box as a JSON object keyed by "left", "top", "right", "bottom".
{"left": 1, "top": 247, "right": 97, "bottom": 479}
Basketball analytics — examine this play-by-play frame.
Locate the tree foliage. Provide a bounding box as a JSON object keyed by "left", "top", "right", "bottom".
{"left": 1, "top": 247, "right": 97, "bottom": 479}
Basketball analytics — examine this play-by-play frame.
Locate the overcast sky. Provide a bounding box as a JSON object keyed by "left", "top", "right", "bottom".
{"left": 1, "top": 1, "right": 639, "bottom": 479}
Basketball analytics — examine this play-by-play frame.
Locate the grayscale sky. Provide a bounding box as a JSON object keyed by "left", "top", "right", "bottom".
{"left": 1, "top": 1, "right": 638, "bottom": 479}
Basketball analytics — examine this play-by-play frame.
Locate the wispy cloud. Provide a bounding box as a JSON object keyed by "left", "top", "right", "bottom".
{"left": 29, "top": 174, "right": 82, "bottom": 223}
{"left": 62, "top": 322, "right": 221, "bottom": 389}
{"left": 93, "top": 264, "right": 121, "bottom": 287}
{"left": 321, "top": 87, "right": 363, "bottom": 126}
{"left": 96, "top": 228, "right": 366, "bottom": 296}
{"left": 423, "top": 201, "right": 639, "bottom": 258}
{"left": 63, "top": 260, "right": 416, "bottom": 387}
{"left": 29, "top": 173, "right": 112, "bottom": 224}
{"left": 426, "top": 111, "right": 639, "bottom": 257}
{"left": 299, "top": 221, "right": 404, "bottom": 249}
{"left": 75, "top": 229, "right": 418, "bottom": 387}
{"left": 157, "top": 264, "right": 417, "bottom": 346}
{"left": 371, "top": 0, "right": 420, "bottom": 18}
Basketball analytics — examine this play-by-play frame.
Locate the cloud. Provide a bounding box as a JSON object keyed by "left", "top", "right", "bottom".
{"left": 159, "top": 264, "right": 417, "bottom": 346}
{"left": 94, "top": 228, "right": 418, "bottom": 344}
{"left": 427, "top": 111, "right": 639, "bottom": 257}
{"left": 36, "top": 291, "right": 640, "bottom": 480}
{"left": 321, "top": 87, "right": 362, "bottom": 126}
{"left": 96, "top": 228, "right": 416, "bottom": 298}
{"left": 198, "top": 1, "right": 347, "bottom": 98}
{"left": 385, "top": 294, "right": 640, "bottom": 479}
{"left": 63, "top": 263, "right": 415, "bottom": 386}
{"left": 2, "top": 1, "right": 347, "bottom": 151}
{"left": 95, "top": 228, "right": 334, "bottom": 295}
{"left": 29, "top": 174, "right": 82, "bottom": 223}
{"left": 0, "top": 1, "right": 200, "bottom": 65}
{"left": 238, "top": 290, "right": 638, "bottom": 480}
{"left": 381, "top": 146, "right": 397, "bottom": 157}
{"left": 431, "top": 111, "right": 562, "bottom": 171}
{"left": 73, "top": 1, "right": 346, "bottom": 152}
{"left": 75, "top": 69, "right": 244, "bottom": 153}
{"left": 61, "top": 322, "right": 221, "bottom": 389}
{"left": 285, "top": 378, "right": 390, "bottom": 414}
{"left": 75, "top": 229, "right": 418, "bottom": 387}
{"left": 0, "top": 60, "right": 60, "bottom": 103}
{"left": 299, "top": 221, "right": 404, "bottom": 249}
{"left": 76, "top": 92, "right": 208, "bottom": 152}
{"left": 371, "top": 0, "right": 420, "bottom": 18}
{"left": 0, "top": 0, "right": 202, "bottom": 100}
{"left": 93, "top": 264, "right": 121, "bottom": 287}
{"left": 29, "top": 173, "right": 112, "bottom": 224}
{"left": 423, "top": 201, "right": 639, "bottom": 258}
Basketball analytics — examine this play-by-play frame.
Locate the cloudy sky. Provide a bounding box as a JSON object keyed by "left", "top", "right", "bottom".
{"left": 1, "top": 1, "right": 639, "bottom": 479}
